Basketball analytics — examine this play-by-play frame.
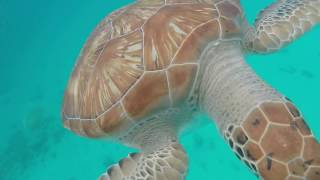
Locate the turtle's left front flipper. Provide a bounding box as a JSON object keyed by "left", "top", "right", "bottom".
{"left": 244, "top": 0, "right": 320, "bottom": 53}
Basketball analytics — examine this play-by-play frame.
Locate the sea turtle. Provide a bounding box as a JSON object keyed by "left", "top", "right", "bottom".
{"left": 62, "top": 0, "right": 320, "bottom": 179}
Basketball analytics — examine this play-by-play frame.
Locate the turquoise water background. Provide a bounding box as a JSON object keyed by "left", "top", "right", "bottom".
{"left": 0, "top": 0, "right": 319, "bottom": 179}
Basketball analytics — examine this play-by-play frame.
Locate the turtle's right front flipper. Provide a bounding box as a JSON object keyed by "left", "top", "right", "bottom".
{"left": 244, "top": 0, "right": 320, "bottom": 53}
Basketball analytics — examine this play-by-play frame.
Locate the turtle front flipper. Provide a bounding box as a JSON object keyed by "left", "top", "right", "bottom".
{"left": 244, "top": 0, "right": 320, "bottom": 53}
{"left": 99, "top": 139, "right": 188, "bottom": 180}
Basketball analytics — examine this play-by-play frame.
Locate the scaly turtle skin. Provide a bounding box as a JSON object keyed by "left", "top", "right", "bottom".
{"left": 62, "top": 0, "right": 320, "bottom": 179}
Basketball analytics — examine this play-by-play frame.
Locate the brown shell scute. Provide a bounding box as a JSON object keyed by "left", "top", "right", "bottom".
{"left": 111, "top": 1, "right": 164, "bottom": 37}
{"left": 143, "top": 4, "right": 218, "bottom": 70}
{"left": 172, "top": 19, "right": 220, "bottom": 64}
{"left": 122, "top": 71, "right": 171, "bottom": 119}
{"left": 80, "top": 29, "right": 144, "bottom": 119}
{"left": 97, "top": 103, "right": 132, "bottom": 134}
{"left": 62, "top": 18, "right": 114, "bottom": 120}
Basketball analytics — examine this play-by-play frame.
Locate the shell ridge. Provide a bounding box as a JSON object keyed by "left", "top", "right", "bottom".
{"left": 169, "top": 18, "right": 218, "bottom": 66}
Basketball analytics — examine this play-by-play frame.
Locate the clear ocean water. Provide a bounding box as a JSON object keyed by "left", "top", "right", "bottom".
{"left": 0, "top": 0, "right": 319, "bottom": 179}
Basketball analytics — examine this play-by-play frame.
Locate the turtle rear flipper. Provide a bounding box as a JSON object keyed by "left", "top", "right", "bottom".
{"left": 99, "top": 139, "right": 188, "bottom": 180}
{"left": 244, "top": 0, "right": 320, "bottom": 53}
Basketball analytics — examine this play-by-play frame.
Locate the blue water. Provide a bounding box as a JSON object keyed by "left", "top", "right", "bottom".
{"left": 0, "top": 0, "right": 319, "bottom": 179}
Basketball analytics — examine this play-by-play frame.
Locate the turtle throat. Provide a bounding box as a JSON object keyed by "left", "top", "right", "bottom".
{"left": 199, "top": 41, "right": 282, "bottom": 132}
